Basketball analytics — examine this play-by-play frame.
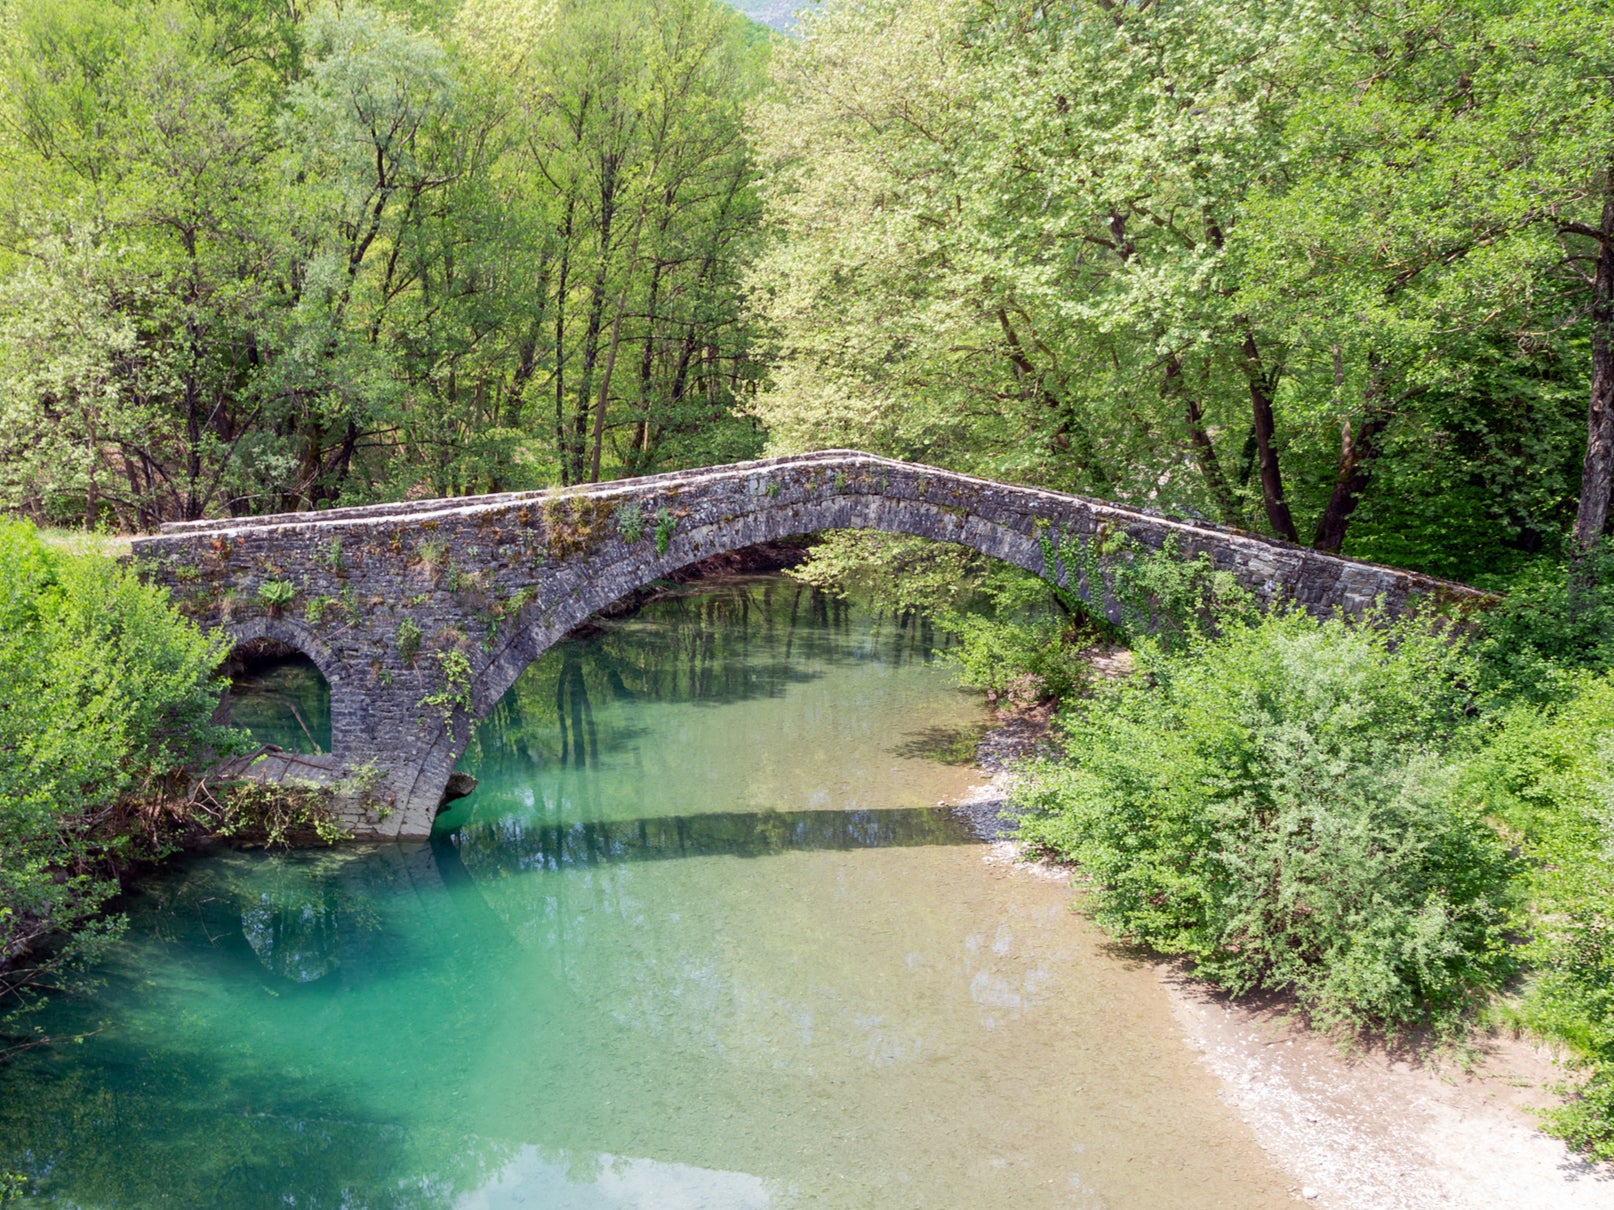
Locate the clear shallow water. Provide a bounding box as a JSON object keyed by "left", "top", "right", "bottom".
{"left": 0, "top": 578, "right": 1294, "bottom": 1208}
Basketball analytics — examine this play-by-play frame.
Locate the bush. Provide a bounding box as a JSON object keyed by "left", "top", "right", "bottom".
{"left": 937, "top": 612, "right": 1090, "bottom": 707}
{"left": 1460, "top": 676, "right": 1614, "bottom": 1156}
{"left": 1015, "top": 607, "right": 1519, "bottom": 1037}
{"left": 1472, "top": 545, "right": 1614, "bottom": 707}
{"left": 0, "top": 520, "right": 230, "bottom": 1030}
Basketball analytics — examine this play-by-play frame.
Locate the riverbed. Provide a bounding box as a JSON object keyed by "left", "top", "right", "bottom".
{"left": 0, "top": 577, "right": 1298, "bottom": 1208}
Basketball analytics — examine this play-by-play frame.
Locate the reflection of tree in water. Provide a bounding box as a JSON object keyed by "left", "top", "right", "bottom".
{"left": 474, "top": 577, "right": 950, "bottom": 774}
{"left": 134, "top": 852, "right": 384, "bottom": 987}
{"left": 241, "top": 890, "right": 341, "bottom": 984}
{"left": 0, "top": 1045, "right": 517, "bottom": 1209}
{"left": 0, "top": 848, "right": 515, "bottom": 1210}
{"left": 224, "top": 654, "right": 332, "bottom": 755}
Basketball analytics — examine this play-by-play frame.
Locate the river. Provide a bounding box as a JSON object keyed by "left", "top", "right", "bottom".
{"left": 0, "top": 576, "right": 1295, "bottom": 1208}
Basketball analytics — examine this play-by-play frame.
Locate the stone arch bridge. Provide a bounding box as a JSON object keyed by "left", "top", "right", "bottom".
{"left": 132, "top": 450, "right": 1488, "bottom": 838}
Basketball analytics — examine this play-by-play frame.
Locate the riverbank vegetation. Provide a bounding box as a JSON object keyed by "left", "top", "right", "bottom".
{"left": 0, "top": 520, "right": 227, "bottom": 1044}
{"left": 994, "top": 546, "right": 1614, "bottom": 1157}
{"left": 4, "top": 0, "right": 1614, "bottom": 1165}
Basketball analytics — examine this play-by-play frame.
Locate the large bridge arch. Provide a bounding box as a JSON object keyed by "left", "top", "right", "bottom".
{"left": 132, "top": 450, "right": 1491, "bottom": 838}
{"left": 390, "top": 493, "right": 1056, "bottom": 816}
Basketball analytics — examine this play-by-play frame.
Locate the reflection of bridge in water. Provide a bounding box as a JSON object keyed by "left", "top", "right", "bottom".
{"left": 132, "top": 450, "right": 1488, "bottom": 837}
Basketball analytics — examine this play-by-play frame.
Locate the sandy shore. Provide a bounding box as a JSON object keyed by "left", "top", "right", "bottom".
{"left": 950, "top": 703, "right": 1614, "bottom": 1210}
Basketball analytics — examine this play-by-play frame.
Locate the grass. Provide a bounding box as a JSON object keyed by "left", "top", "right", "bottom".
{"left": 32, "top": 525, "right": 134, "bottom": 559}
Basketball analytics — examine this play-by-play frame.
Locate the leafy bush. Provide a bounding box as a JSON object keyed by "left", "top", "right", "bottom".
{"left": 615, "top": 500, "right": 645, "bottom": 543}
{"left": 0, "top": 520, "right": 230, "bottom": 1027}
{"left": 255, "top": 579, "right": 297, "bottom": 611}
{"left": 937, "top": 613, "right": 1090, "bottom": 707}
{"left": 1043, "top": 531, "right": 1256, "bottom": 651}
{"left": 1460, "top": 676, "right": 1614, "bottom": 1156}
{"left": 1015, "top": 608, "right": 1518, "bottom": 1037}
{"left": 1472, "top": 546, "right": 1614, "bottom": 706}
{"left": 652, "top": 506, "right": 677, "bottom": 555}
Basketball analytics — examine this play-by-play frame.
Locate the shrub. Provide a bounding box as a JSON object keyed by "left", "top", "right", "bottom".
{"left": 1015, "top": 607, "right": 1518, "bottom": 1038}
{"left": 0, "top": 520, "right": 230, "bottom": 1028}
{"left": 395, "top": 617, "right": 422, "bottom": 664}
{"left": 1472, "top": 545, "right": 1614, "bottom": 707}
{"left": 652, "top": 506, "right": 677, "bottom": 555}
{"left": 255, "top": 579, "right": 297, "bottom": 612}
{"left": 1460, "top": 676, "right": 1614, "bottom": 1156}
{"left": 615, "top": 500, "right": 645, "bottom": 543}
{"left": 938, "top": 612, "right": 1090, "bottom": 707}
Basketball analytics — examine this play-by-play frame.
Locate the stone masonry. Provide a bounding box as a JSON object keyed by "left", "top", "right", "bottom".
{"left": 131, "top": 450, "right": 1493, "bottom": 839}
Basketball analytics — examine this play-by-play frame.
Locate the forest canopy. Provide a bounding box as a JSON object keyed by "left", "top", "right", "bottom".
{"left": 0, "top": 0, "right": 1609, "bottom": 586}
{"left": 0, "top": 0, "right": 769, "bottom": 526}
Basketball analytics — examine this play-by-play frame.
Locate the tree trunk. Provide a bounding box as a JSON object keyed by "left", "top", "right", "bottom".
{"left": 997, "top": 308, "right": 1112, "bottom": 492}
{"left": 1313, "top": 355, "right": 1392, "bottom": 553}
{"left": 1166, "top": 356, "right": 1242, "bottom": 527}
{"left": 554, "top": 196, "right": 576, "bottom": 486}
{"left": 1241, "top": 329, "right": 1298, "bottom": 542}
{"left": 589, "top": 191, "right": 653, "bottom": 483}
{"left": 84, "top": 420, "right": 98, "bottom": 531}
{"left": 1573, "top": 188, "right": 1614, "bottom": 550}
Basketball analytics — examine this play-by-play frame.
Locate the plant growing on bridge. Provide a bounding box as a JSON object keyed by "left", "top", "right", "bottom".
{"left": 653, "top": 507, "right": 677, "bottom": 556}
{"left": 615, "top": 500, "right": 645, "bottom": 543}
{"left": 395, "top": 618, "right": 422, "bottom": 665}
{"left": 419, "top": 649, "right": 473, "bottom": 723}
{"left": 542, "top": 495, "right": 614, "bottom": 559}
{"left": 256, "top": 579, "right": 297, "bottom": 614}
{"left": 303, "top": 594, "right": 344, "bottom": 626}
{"left": 314, "top": 537, "right": 344, "bottom": 571}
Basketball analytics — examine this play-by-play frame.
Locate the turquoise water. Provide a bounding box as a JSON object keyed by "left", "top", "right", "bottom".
{"left": 0, "top": 578, "right": 1292, "bottom": 1208}
{"left": 226, "top": 654, "right": 332, "bottom": 754}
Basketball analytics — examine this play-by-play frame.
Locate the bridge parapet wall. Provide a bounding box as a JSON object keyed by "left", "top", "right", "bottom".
{"left": 131, "top": 451, "right": 1491, "bottom": 838}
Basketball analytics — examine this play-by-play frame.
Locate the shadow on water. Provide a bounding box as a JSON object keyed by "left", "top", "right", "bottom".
{"left": 448, "top": 806, "right": 974, "bottom": 876}
{"left": 887, "top": 722, "right": 992, "bottom": 766}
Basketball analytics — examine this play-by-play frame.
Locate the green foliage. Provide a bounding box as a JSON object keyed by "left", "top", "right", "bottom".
{"left": 1016, "top": 608, "right": 1517, "bottom": 1037}
{"left": 196, "top": 780, "right": 351, "bottom": 850}
{"left": 1457, "top": 677, "right": 1614, "bottom": 1156}
{"left": 314, "top": 538, "right": 344, "bottom": 571}
{"left": 790, "top": 531, "right": 988, "bottom": 614}
{"left": 255, "top": 579, "right": 297, "bottom": 611}
{"left": 418, "top": 649, "right": 474, "bottom": 722}
{"left": 936, "top": 613, "right": 1090, "bottom": 709}
{"left": 303, "top": 595, "right": 343, "bottom": 626}
{"left": 396, "top": 618, "right": 423, "bottom": 664}
{"left": 614, "top": 500, "right": 645, "bottom": 544}
{"left": 750, "top": 0, "right": 1604, "bottom": 568}
{"left": 1042, "top": 532, "right": 1257, "bottom": 651}
{"left": 1472, "top": 547, "right": 1614, "bottom": 706}
{"left": 416, "top": 537, "right": 448, "bottom": 570}
{"left": 0, "top": 519, "right": 230, "bottom": 1025}
{"left": 0, "top": 0, "right": 769, "bottom": 525}
{"left": 652, "top": 507, "right": 677, "bottom": 556}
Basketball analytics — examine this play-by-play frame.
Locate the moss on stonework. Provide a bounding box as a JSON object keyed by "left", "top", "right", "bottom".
{"left": 541, "top": 494, "right": 615, "bottom": 559}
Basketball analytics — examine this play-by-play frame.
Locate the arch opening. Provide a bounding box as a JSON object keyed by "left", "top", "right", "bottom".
{"left": 221, "top": 637, "right": 333, "bottom": 756}
{"left": 438, "top": 552, "right": 1001, "bottom": 841}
